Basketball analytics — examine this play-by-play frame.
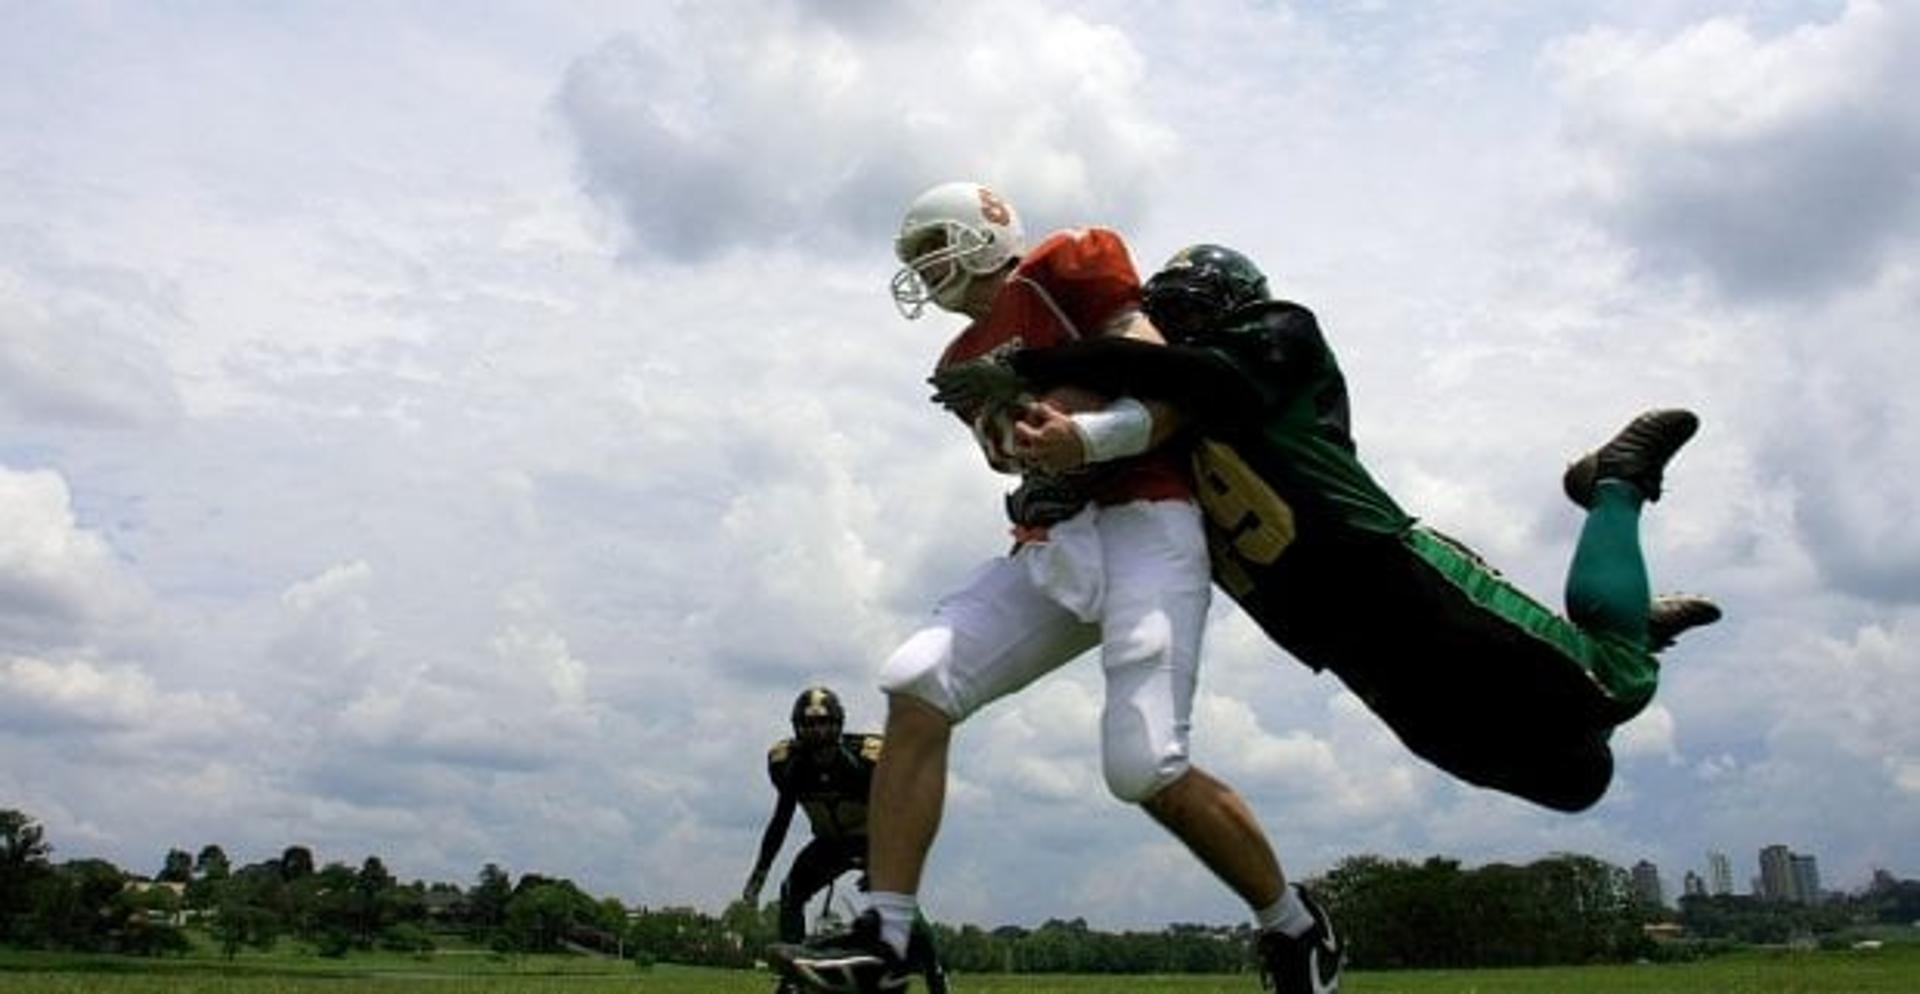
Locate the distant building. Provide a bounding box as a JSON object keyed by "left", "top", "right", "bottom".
{"left": 122, "top": 879, "right": 189, "bottom": 926}
{"left": 1642, "top": 922, "right": 1685, "bottom": 942}
{"left": 1758, "top": 844, "right": 1822, "bottom": 904}
{"left": 1683, "top": 870, "right": 1706, "bottom": 898}
{"left": 1707, "top": 851, "right": 1734, "bottom": 896}
{"left": 1632, "top": 860, "right": 1665, "bottom": 908}
{"left": 1792, "top": 853, "right": 1822, "bottom": 905}
{"left": 1760, "top": 844, "right": 1797, "bottom": 902}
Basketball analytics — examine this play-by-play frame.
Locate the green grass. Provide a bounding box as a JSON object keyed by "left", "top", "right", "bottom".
{"left": 2, "top": 945, "right": 1917, "bottom": 993}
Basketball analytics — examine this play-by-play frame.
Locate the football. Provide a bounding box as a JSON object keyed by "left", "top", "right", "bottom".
{"left": 973, "top": 385, "right": 1109, "bottom": 473}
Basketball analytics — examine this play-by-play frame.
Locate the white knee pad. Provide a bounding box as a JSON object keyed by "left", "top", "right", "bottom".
{"left": 878, "top": 626, "right": 965, "bottom": 720}
{"left": 1100, "top": 626, "right": 1191, "bottom": 803}
{"left": 1103, "top": 705, "right": 1189, "bottom": 802}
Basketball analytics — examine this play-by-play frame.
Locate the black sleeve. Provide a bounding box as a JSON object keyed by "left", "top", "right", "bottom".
{"left": 1008, "top": 337, "right": 1265, "bottom": 428}
{"left": 1009, "top": 302, "right": 1325, "bottom": 433}
{"left": 749, "top": 792, "right": 797, "bottom": 879}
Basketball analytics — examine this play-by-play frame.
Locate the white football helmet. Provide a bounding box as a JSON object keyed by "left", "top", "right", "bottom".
{"left": 890, "top": 181, "right": 1026, "bottom": 319}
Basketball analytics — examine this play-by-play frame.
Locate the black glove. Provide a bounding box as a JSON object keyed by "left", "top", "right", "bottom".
{"left": 1005, "top": 473, "right": 1090, "bottom": 527}
{"left": 929, "top": 352, "right": 1025, "bottom": 416}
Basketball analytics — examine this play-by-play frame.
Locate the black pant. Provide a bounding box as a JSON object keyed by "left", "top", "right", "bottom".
{"left": 780, "top": 835, "right": 946, "bottom": 992}
{"left": 778, "top": 836, "right": 867, "bottom": 942}
{"left": 1240, "top": 531, "right": 1621, "bottom": 813}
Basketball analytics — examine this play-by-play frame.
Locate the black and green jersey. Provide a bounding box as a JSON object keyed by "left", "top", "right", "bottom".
{"left": 1012, "top": 300, "right": 1414, "bottom": 601}
{"left": 1186, "top": 301, "right": 1412, "bottom": 541}
{"left": 767, "top": 734, "right": 882, "bottom": 843}
{"left": 1014, "top": 303, "right": 1657, "bottom": 812}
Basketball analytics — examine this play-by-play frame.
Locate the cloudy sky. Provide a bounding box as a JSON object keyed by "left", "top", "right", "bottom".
{"left": 4, "top": 0, "right": 1917, "bottom": 929}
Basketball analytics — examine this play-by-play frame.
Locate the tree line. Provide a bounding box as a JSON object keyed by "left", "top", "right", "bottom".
{"left": 2, "top": 809, "right": 1913, "bottom": 973}
{"left": 1678, "top": 886, "right": 1920, "bottom": 948}
{"left": 0, "top": 809, "right": 630, "bottom": 960}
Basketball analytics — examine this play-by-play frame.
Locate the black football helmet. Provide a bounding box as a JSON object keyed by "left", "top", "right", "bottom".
{"left": 790, "top": 686, "right": 844, "bottom": 748}
{"left": 1141, "top": 244, "right": 1270, "bottom": 341}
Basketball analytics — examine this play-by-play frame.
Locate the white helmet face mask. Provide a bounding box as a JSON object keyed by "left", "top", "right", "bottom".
{"left": 890, "top": 182, "right": 1026, "bottom": 319}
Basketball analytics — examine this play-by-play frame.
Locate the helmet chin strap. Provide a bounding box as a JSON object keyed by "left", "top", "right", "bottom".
{"left": 931, "top": 270, "right": 975, "bottom": 312}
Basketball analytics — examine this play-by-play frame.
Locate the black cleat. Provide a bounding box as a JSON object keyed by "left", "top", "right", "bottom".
{"left": 768, "top": 910, "right": 910, "bottom": 994}
{"left": 906, "top": 919, "right": 949, "bottom": 994}
{"left": 1257, "top": 885, "right": 1343, "bottom": 994}
{"left": 1563, "top": 409, "right": 1700, "bottom": 508}
{"left": 1648, "top": 594, "right": 1722, "bottom": 652}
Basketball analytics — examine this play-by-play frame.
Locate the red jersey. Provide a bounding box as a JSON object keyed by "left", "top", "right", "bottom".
{"left": 934, "top": 228, "right": 1191, "bottom": 505}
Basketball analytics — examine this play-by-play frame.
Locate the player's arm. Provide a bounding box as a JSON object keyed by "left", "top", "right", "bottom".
{"left": 745, "top": 744, "right": 800, "bottom": 904}
{"left": 743, "top": 790, "right": 796, "bottom": 904}
{"left": 1100, "top": 308, "right": 1187, "bottom": 450}
{"left": 1065, "top": 234, "right": 1187, "bottom": 450}
{"left": 1010, "top": 330, "right": 1270, "bottom": 430}
{"left": 1010, "top": 309, "right": 1188, "bottom": 472}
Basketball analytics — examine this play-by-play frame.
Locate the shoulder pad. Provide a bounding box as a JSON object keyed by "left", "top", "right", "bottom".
{"left": 858, "top": 735, "right": 883, "bottom": 762}
{"left": 768, "top": 739, "right": 793, "bottom": 764}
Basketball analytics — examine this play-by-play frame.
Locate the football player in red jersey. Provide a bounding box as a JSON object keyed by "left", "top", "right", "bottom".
{"left": 770, "top": 184, "right": 1339, "bottom": 994}
{"left": 745, "top": 687, "right": 946, "bottom": 994}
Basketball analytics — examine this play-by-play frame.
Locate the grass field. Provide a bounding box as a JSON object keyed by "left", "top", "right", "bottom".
{"left": 4, "top": 944, "right": 1918, "bottom": 993}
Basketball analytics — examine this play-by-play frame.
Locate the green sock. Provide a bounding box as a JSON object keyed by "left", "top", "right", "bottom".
{"left": 1564, "top": 479, "right": 1650, "bottom": 644}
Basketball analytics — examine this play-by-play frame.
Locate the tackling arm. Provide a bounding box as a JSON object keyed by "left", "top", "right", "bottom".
{"left": 1010, "top": 335, "right": 1264, "bottom": 431}
{"left": 1104, "top": 310, "right": 1186, "bottom": 450}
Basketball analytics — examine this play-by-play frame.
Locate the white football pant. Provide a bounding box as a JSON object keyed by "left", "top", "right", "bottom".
{"left": 879, "top": 499, "right": 1211, "bottom": 802}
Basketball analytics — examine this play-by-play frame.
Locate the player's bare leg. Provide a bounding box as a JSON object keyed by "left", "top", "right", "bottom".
{"left": 1141, "top": 766, "right": 1283, "bottom": 907}
{"left": 867, "top": 693, "right": 951, "bottom": 895}
{"left": 1145, "top": 768, "right": 1344, "bottom": 992}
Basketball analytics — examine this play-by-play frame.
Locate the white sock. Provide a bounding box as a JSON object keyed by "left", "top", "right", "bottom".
{"left": 1256, "top": 884, "right": 1315, "bottom": 938}
{"left": 867, "top": 890, "right": 918, "bottom": 959}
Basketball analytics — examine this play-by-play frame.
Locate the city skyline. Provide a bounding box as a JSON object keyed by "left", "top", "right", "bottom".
{"left": 1634, "top": 843, "right": 1851, "bottom": 907}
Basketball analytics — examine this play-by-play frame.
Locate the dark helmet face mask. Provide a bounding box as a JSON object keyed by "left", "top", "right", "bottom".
{"left": 1141, "top": 282, "right": 1220, "bottom": 341}
{"left": 791, "top": 686, "right": 845, "bottom": 751}
{"left": 796, "top": 715, "right": 842, "bottom": 750}
{"left": 1142, "top": 244, "right": 1270, "bottom": 341}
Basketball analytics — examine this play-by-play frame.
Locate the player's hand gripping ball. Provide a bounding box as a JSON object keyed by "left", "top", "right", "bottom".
{"left": 976, "top": 384, "right": 1108, "bottom": 474}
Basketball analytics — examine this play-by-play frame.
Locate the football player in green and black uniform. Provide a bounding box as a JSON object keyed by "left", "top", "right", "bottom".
{"left": 745, "top": 687, "right": 946, "bottom": 994}
{"left": 952, "top": 244, "right": 1722, "bottom": 817}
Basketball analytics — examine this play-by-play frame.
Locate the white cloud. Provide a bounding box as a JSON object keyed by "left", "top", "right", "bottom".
{"left": 0, "top": 466, "right": 147, "bottom": 651}
{"left": 493, "top": 621, "right": 589, "bottom": 710}
{"left": 1762, "top": 267, "right": 1920, "bottom": 603}
{"left": 280, "top": 560, "right": 374, "bottom": 615}
{"left": 1614, "top": 703, "right": 1678, "bottom": 762}
{"left": 0, "top": 655, "right": 254, "bottom": 745}
{"left": 557, "top": 0, "right": 1173, "bottom": 260}
{"left": 1548, "top": 0, "right": 1920, "bottom": 298}
{"left": 0, "top": 264, "right": 182, "bottom": 427}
